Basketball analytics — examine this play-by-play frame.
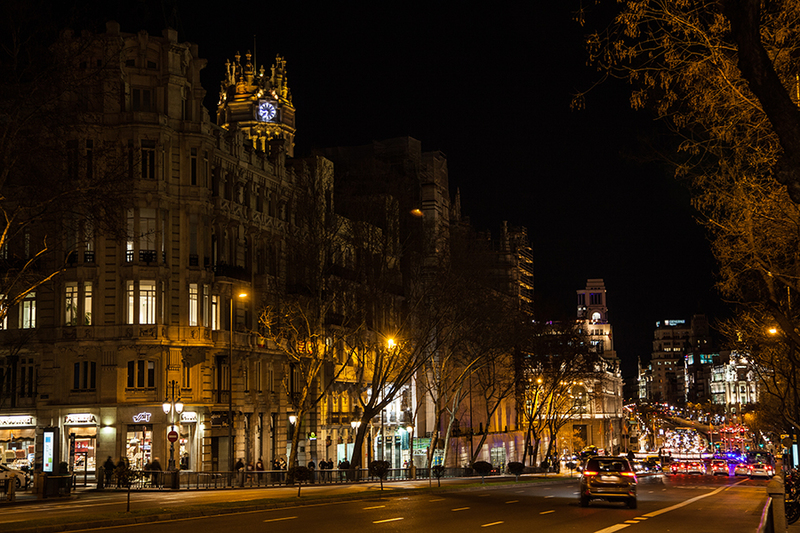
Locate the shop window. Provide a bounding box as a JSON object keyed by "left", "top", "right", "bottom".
{"left": 73, "top": 361, "right": 96, "bottom": 390}
{"left": 126, "top": 425, "right": 152, "bottom": 470}
{"left": 69, "top": 430, "right": 97, "bottom": 474}
{"left": 127, "top": 360, "right": 155, "bottom": 389}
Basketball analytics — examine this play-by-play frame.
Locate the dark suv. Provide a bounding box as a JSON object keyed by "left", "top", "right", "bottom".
{"left": 579, "top": 457, "right": 637, "bottom": 508}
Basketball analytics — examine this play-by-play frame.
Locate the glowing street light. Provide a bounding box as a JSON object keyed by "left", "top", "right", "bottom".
{"left": 228, "top": 290, "right": 247, "bottom": 479}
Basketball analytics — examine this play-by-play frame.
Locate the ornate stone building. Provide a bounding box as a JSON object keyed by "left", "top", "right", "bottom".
{"left": 0, "top": 22, "right": 327, "bottom": 474}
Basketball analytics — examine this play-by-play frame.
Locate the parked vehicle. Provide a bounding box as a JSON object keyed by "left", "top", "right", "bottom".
{"left": 0, "top": 464, "right": 28, "bottom": 489}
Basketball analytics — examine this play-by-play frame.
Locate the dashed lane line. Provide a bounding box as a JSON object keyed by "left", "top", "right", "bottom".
{"left": 263, "top": 517, "right": 297, "bottom": 523}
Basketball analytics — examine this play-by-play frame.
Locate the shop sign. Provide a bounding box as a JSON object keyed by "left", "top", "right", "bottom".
{"left": 132, "top": 412, "right": 152, "bottom": 423}
{"left": 64, "top": 413, "right": 97, "bottom": 425}
{"left": 180, "top": 412, "right": 197, "bottom": 423}
{"left": 0, "top": 415, "right": 35, "bottom": 427}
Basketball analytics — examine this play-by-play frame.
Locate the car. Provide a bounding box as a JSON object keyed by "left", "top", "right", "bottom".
{"left": 686, "top": 460, "right": 707, "bottom": 475}
{"left": 734, "top": 462, "right": 750, "bottom": 476}
{"left": 710, "top": 459, "right": 729, "bottom": 476}
{"left": 749, "top": 462, "right": 775, "bottom": 479}
{"left": 0, "top": 464, "right": 28, "bottom": 489}
{"left": 579, "top": 457, "right": 638, "bottom": 509}
{"left": 670, "top": 461, "right": 687, "bottom": 474}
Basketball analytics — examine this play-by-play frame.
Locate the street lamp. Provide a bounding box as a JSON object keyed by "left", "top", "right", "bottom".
{"left": 162, "top": 379, "right": 183, "bottom": 471}
{"left": 228, "top": 290, "right": 247, "bottom": 477}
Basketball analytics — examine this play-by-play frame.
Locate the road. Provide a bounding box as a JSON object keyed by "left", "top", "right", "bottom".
{"left": 2, "top": 473, "right": 769, "bottom": 532}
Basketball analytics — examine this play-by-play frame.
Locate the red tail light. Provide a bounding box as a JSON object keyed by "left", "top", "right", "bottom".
{"left": 583, "top": 471, "right": 598, "bottom": 476}
{"left": 621, "top": 472, "right": 636, "bottom": 478}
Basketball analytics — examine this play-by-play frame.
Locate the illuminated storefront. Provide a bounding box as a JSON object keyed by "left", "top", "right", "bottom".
{"left": 126, "top": 411, "right": 153, "bottom": 469}
{"left": 0, "top": 415, "right": 36, "bottom": 467}
{"left": 64, "top": 413, "right": 98, "bottom": 474}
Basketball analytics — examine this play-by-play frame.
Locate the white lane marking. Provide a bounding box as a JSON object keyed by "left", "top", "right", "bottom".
{"left": 374, "top": 517, "right": 404, "bottom": 523}
{"left": 429, "top": 498, "right": 445, "bottom": 502}
{"left": 592, "top": 525, "right": 630, "bottom": 533}
{"left": 481, "top": 522, "right": 504, "bottom": 527}
{"left": 452, "top": 507, "right": 470, "bottom": 511}
{"left": 540, "top": 510, "right": 555, "bottom": 515}
{"left": 263, "top": 516, "right": 297, "bottom": 523}
{"left": 641, "top": 484, "right": 729, "bottom": 518}
{"left": 505, "top": 500, "right": 518, "bottom": 504}
{"left": 544, "top": 495, "right": 554, "bottom": 498}
{"left": 363, "top": 505, "right": 385, "bottom": 509}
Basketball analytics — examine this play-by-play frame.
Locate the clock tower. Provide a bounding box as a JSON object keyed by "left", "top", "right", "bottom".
{"left": 217, "top": 51, "right": 296, "bottom": 157}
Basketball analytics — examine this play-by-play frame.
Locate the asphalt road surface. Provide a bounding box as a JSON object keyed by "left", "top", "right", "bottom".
{"left": 2, "top": 474, "right": 769, "bottom": 532}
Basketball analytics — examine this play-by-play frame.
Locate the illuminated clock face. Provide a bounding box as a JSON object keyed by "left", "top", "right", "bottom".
{"left": 257, "top": 101, "right": 277, "bottom": 122}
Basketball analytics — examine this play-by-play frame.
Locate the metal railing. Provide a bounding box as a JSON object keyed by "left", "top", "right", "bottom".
{"left": 97, "top": 466, "right": 478, "bottom": 491}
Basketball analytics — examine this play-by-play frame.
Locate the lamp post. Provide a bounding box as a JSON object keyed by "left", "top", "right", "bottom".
{"left": 228, "top": 291, "right": 247, "bottom": 476}
{"left": 162, "top": 379, "right": 183, "bottom": 471}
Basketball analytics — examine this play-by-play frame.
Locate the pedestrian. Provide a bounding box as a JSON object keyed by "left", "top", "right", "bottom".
{"left": 279, "top": 457, "right": 286, "bottom": 483}
{"left": 326, "top": 458, "right": 333, "bottom": 481}
{"left": 103, "top": 456, "right": 115, "bottom": 487}
{"left": 115, "top": 457, "right": 126, "bottom": 488}
{"left": 256, "top": 458, "right": 264, "bottom": 484}
{"left": 235, "top": 457, "right": 245, "bottom": 486}
{"left": 150, "top": 457, "right": 162, "bottom": 487}
{"left": 271, "top": 458, "right": 280, "bottom": 483}
{"left": 308, "top": 459, "right": 316, "bottom": 483}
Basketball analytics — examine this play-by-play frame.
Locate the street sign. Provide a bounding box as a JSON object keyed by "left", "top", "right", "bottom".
{"left": 167, "top": 430, "right": 178, "bottom": 443}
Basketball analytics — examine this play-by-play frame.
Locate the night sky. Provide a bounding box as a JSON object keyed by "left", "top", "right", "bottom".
{"left": 44, "top": 1, "right": 727, "bottom": 381}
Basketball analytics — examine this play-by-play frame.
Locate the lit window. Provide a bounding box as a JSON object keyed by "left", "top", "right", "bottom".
{"left": 189, "top": 283, "right": 198, "bottom": 326}
{"left": 65, "top": 282, "right": 79, "bottom": 326}
{"left": 20, "top": 292, "right": 36, "bottom": 329}
{"left": 83, "top": 282, "right": 93, "bottom": 325}
{"left": 139, "top": 281, "right": 156, "bottom": 324}
{"left": 211, "top": 295, "right": 219, "bottom": 330}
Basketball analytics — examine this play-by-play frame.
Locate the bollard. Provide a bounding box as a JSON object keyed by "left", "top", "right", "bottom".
{"left": 6, "top": 478, "right": 15, "bottom": 501}
{"left": 767, "top": 476, "right": 786, "bottom": 533}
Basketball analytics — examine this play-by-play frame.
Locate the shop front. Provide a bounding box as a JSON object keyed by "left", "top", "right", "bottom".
{"left": 63, "top": 413, "right": 99, "bottom": 475}
{"left": 178, "top": 411, "right": 198, "bottom": 470}
{"left": 125, "top": 411, "right": 154, "bottom": 470}
{"left": 0, "top": 415, "right": 36, "bottom": 468}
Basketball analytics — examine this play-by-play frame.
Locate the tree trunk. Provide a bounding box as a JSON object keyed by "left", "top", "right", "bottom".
{"left": 470, "top": 431, "right": 489, "bottom": 464}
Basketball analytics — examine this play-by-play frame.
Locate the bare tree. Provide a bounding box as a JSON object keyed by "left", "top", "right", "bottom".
{"left": 578, "top": 0, "right": 800, "bottom": 430}
{"left": 518, "top": 321, "right": 599, "bottom": 467}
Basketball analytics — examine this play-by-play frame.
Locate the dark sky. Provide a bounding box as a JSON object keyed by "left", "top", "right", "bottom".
{"left": 58, "top": 1, "right": 727, "bottom": 380}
